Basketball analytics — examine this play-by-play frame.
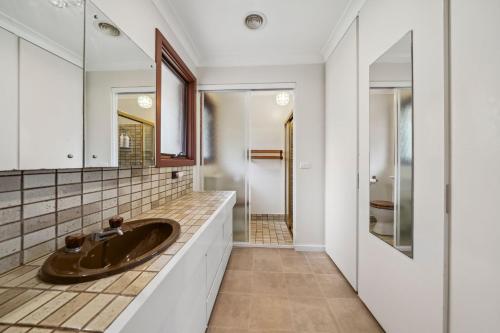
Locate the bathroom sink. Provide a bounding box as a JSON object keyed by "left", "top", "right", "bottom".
{"left": 39, "top": 218, "right": 180, "bottom": 284}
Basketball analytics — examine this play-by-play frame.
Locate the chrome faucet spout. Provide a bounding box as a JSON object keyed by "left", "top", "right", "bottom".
{"left": 92, "top": 227, "right": 123, "bottom": 241}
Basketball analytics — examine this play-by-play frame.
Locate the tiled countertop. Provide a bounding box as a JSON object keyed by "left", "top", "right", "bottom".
{"left": 0, "top": 191, "right": 233, "bottom": 333}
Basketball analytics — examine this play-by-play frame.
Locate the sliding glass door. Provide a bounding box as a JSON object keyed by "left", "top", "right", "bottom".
{"left": 201, "top": 91, "right": 250, "bottom": 242}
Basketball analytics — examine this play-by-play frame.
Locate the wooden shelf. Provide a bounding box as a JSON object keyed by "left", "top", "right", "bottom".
{"left": 250, "top": 149, "right": 283, "bottom": 160}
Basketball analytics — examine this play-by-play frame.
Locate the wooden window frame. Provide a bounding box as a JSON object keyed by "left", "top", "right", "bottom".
{"left": 155, "top": 28, "right": 197, "bottom": 167}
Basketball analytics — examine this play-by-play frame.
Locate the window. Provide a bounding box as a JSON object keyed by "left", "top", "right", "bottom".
{"left": 155, "top": 29, "right": 196, "bottom": 167}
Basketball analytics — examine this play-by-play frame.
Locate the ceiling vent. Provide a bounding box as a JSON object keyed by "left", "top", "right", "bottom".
{"left": 245, "top": 12, "right": 266, "bottom": 30}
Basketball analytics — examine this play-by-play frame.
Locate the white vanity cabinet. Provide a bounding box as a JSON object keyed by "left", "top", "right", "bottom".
{"left": 110, "top": 193, "right": 235, "bottom": 333}
{"left": 19, "top": 40, "right": 83, "bottom": 169}
{"left": 0, "top": 27, "right": 19, "bottom": 170}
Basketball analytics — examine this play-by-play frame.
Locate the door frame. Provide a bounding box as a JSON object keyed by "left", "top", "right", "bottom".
{"left": 197, "top": 83, "right": 297, "bottom": 247}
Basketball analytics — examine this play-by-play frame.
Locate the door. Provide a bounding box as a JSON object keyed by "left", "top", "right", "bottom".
{"left": 201, "top": 91, "right": 250, "bottom": 242}
{"left": 284, "top": 115, "right": 294, "bottom": 233}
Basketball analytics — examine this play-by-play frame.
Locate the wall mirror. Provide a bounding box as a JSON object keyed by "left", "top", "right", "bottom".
{"left": 369, "top": 31, "right": 414, "bottom": 258}
{"left": 84, "top": 0, "right": 156, "bottom": 168}
{"left": 0, "top": 0, "right": 84, "bottom": 170}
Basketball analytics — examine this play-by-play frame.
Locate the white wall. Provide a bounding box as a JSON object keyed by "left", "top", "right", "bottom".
{"left": 324, "top": 21, "right": 359, "bottom": 288}
{"left": 249, "top": 92, "right": 291, "bottom": 215}
{"left": 449, "top": 1, "right": 500, "bottom": 332}
{"left": 91, "top": 0, "right": 197, "bottom": 74}
{"left": 358, "top": 0, "right": 447, "bottom": 332}
{"left": 198, "top": 64, "right": 325, "bottom": 249}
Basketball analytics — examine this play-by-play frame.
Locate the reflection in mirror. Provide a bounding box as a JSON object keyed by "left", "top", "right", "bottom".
{"left": 369, "top": 31, "right": 413, "bottom": 258}
{"left": 0, "top": 0, "right": 84, "bottom": 170}
{"left": 84, "top": 0, "right": 156, "bottom": 167}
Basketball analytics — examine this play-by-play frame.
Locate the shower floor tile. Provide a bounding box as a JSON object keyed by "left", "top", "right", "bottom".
{"left": 249, "top": 216, "right": 292, "bottom": 246}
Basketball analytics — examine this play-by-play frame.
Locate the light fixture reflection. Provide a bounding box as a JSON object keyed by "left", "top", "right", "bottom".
{"left": 276, "top": 92, "right": 290, "bottom": 106}
{"left": 137, "top": 95, "right": 153, "bottom": 109}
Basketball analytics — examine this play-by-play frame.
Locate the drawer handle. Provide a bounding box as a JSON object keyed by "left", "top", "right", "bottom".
{"left": 67, "top": 154, "right": 74, "bottom": 159}
{"left": 92, "top": 154, "right": 97, "bottom": 159}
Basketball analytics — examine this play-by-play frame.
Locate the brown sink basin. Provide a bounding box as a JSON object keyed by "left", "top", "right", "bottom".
{"left": 39, "top": 218, "right": 180, "bottom": 284}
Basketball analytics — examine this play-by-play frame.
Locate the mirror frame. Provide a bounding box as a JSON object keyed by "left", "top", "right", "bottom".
{"left": 155, "top": 28, "right": 197, "bottom": 167}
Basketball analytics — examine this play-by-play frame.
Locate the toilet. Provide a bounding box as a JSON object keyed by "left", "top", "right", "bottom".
{"left": 370, "top": 200, "right": 394, "bottom": 236}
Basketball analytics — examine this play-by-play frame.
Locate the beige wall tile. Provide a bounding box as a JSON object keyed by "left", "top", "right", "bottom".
{"left": 0, "top": 254, "right": 21, "bottom": 275}
{"left": 105, "top": 271, "right": 140, "bottom": 294}
{"left": 0, "top": 238, "right": 21, "bottom": 259}
{"left": 24, "top": 201, "right": 55, "bottom": 219}
{"left": 0, "top": 176, "right": 21, "bottom": 193}
{"left": 23, "top": 240, "right": 55, "bottom": 263}
{"left": 0, "top": 223, "right": 21, "bottom": 242}
{"left": 0, "top": 290, "right": 59, "bottom": 323}
{"left": 84, "top": 295, "right": 132, "bottom": 331}
{"left": 0, "top": 192, "right": 20, "bottom": 210}
{"left": 0, "top": 207, "right": 21, "bottom": 225}
{"left": 40, "top": 292, "right": 95, "bottom": 327}
{"left": 63, "top": 294, "right": 114, "bottom": 330}
{"left": 57, "top": 207, "right": 81, "bottom": 224}
{"left": 23, "top": 214, "right": 55, "bottom": 234}
{"left": 23, "top": 227, "right": 55, "bottom": 248}
{"left": 57, "top": 184, "right": 81, "bottom": 198}
{"left": 18, "top": 292, "right": 77, "bottom": 325}
{"left": 122, "top": 272, "right": 155, "bottom": 296}
{"left": 57, "top": 172, "right": 81, "bottom": 185}
{"left": 57, "top": 195, "right": 81, "bottom": 211}
{"left": 23, "top": 174, "right": 55, "bottom": 189}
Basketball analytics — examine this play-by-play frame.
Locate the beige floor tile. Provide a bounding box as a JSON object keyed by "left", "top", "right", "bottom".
{"left": 227, "top": 254, "right": 254, "bottom": 271}
{"left": 289, "top": 296, "right": 340, "bottom": 332}
{"left": 328, "top": 298, "right": 383, "bottom": 333}
{"left": 253, "top": 255, "right": 283, "bottom": 273}
{"left": 220, "top": 270, "right": 252, "bottom": 294}
{"left": 248, "top": 295, "right": 293, "bottom": 331}
{"left": 207, "top": 328, "right": 248, "bottom": 333}
{"left": 209, "top": 293, "right": 251, "bottom": 329}
{"left": 278, "top": 248, "right": 304, "bottom": 258}
{"left": 250, "top": 272, "right": 287, "bottom": 296}
{"left": 307, "top": 257, "right": 340, "bottom": 275}
{"left": 281, "top": 255, "right": 312, "bottom": 273}
{"left": 284, "top": 273, "right": 324, "bottom": 298}
{"left": 315, "top": 274, "right": 356, "bottom": 299}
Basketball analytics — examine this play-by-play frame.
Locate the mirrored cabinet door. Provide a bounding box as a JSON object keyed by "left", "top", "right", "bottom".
{"left": 369, "top": 32, "right": 414, "bottom": 258}
{"left": 0, "top": 0, "right": 84, "bottom": 169}
{"left": 84, "top": 1, "right": 156, "bottom": 168}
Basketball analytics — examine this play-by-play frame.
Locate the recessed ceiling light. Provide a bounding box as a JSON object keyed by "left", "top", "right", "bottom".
{"left": 97, "top": 22, "right": 121, "bottom": 37}
{"left": 245, "top": 12, "right": 266, "bottom": 30}
{"left": 49, "top": 0, "right": 83, "bottom": 8}
{"left": 276, "top": 92, "right": 290, "bottom": 106}
{"left": 137, "top": 95, "right": 153, "bottom": 109}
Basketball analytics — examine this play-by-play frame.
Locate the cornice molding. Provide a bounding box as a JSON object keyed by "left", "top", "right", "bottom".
{"left": 321, "top": 0, "right": 366, "bottom": 61}
{"left": 152, "top": 0, "right": 201, "bottom": 66}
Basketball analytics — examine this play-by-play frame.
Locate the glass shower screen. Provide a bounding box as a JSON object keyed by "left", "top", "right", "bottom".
{"left": 201, "top": 91, "right": 250, "bottom": 242}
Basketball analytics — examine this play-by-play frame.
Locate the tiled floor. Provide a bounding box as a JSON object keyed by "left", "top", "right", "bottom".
{"left": 249, "top": 216, "right": 293, "bottom": 246}
{"left": 207, "top": 248, "right": 383, "bottom": 333}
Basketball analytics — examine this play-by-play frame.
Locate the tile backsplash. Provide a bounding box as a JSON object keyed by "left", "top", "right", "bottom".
{"left": 0, "top": 166, "right": 193, "bottom": 274}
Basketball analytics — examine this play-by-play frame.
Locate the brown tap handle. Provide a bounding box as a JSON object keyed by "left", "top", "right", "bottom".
{"left": 65, "top": 234, "right": 85, "bottom": 249}
{"left": 109, "top": 216, "right": 124, "bottom": 229}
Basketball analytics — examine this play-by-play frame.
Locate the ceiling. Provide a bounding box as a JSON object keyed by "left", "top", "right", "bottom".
{"left": 153, "top": 0, "right": 351, "bottom": 67}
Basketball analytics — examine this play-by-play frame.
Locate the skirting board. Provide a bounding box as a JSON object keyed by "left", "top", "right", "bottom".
{"left": 233, "top": 242, "right": 293, "bottom": 249}
{"left": 294, "top": 244, "right": 325, "bottom": 252}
